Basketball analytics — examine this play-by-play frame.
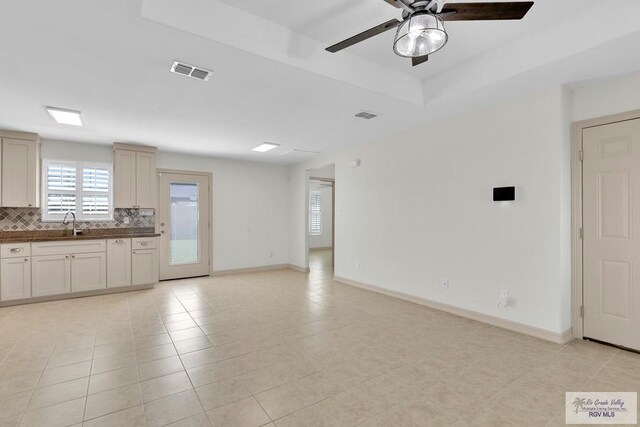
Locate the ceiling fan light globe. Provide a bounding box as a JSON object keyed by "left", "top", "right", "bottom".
{"left": 393, "top": 12, "right": 448, "bottom": 58}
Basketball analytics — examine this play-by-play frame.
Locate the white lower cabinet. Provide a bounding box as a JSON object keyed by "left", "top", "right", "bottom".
{"left": 1, "top": 237, "right": 157, "bottom": 304}
{"left": 71, "top": 252, "right": 106, "bottom": 292}
{"left": 1, "top": 257, "right": 31, "bottom": 301}
{"left": 132, "top": 249, "right": 158, "bottom": 285}
{"left": 32, "top": 254, "right": 71, "bottom": 297}
{"left": 107, "top": 239, "right": 132, "bottom": 288}
{"left": 32, "top": 252, "right": 106, "bottom": 296}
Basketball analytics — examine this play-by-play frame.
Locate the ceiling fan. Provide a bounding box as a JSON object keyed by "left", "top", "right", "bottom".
{"left": 326, "top": 0, "right": 534, "bottom": 67}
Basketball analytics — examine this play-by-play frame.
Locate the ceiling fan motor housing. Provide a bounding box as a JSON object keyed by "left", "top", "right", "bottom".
{"left": 401, "top": 0, "right": 440, "bottom": 19}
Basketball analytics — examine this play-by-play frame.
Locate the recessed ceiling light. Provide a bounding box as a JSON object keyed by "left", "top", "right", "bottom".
{"left": 252, "top": 143, "right": 280, "bottom": 153}
{"left": 46, "top": 107, "right": 83, "bottom": 126}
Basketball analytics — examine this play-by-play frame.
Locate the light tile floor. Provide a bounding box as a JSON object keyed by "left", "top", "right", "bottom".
{"left": 0, "top": 250, "right": 638, "bottom": 426}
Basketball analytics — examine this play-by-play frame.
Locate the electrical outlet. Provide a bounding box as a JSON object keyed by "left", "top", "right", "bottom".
{"left": 269, "top": 251, "right": 274, "bottom": 258}
{"left": 441, "top": 279, "right": 449, "bottom": 289}
{"left": 498, "top": 289, "right": 510, "bottom": 309}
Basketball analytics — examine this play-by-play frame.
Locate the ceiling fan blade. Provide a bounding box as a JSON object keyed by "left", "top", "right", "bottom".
{"left": 326, "top": 19, "right": 401, "bottom": 53}
{"left": 440, "top": 2, "right": 534, "bottom": 21}
{"left": 382, "top": 0, "right": 404, "bottom": 7}
{"left": 412, "top": 55, "right": 429, "bottom": 66}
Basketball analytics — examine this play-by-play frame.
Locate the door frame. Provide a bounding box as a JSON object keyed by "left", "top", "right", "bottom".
{"left": 309, "top": 176, "right": 335, "bottom": 269}
{"left": 307, "top": 175, "right": 335, "bottom": 270}
{"left": 157, "top": 169, "right": 213, "bottom": 276}
{"left": 571, "top": 108, "right": 640, "bottom": 340}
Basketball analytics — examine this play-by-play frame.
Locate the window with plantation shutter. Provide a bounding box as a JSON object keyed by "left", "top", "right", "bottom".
{"left": 42, "top": 160, "right": 113, "bottom": 221}
{"left": 82, "top": 166, "right": 110, "bottom": 217}
{"left": 309, "top": 191, "right": 322, "bottom": 235}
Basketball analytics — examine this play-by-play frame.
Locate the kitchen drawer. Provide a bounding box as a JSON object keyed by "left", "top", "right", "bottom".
{"left": 1, "top": 243, "right": 31, "bottom": 258}
{"left": 132, "top": 237, "right": 156, "bottom": 250}
{"left": 31, "top": 239, "right": 106, "bottom": 256}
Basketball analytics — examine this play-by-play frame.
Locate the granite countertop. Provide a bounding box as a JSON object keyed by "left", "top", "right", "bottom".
{"left": 0, "top": 227, "right": 160, "bottom": 244}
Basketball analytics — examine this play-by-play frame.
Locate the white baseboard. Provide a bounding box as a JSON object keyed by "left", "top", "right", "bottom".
{"left": 212, "top": 264, "right": 293, "bottom": 276}
{"left": 334, "top": 276, "right": 573, "bottom": 345}
{"left": 560, "top": 328, "right": 575, "bottom": 344}
{"left": 309, "top": 247, "right": 332, "bottom": 252}
{"left": 212, "top": 263, "right": 312, "bottom": 275}
{"left": 288, "top": 264, "right": 310, "bottom": 273}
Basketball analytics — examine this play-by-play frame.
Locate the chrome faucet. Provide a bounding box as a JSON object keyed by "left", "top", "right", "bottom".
{"left": 62, "top": 211, "right": 81, "bottom": 236}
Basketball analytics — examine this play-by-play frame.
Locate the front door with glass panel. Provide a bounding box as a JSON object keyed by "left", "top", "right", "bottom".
{"left": 158, "top": 171, "right": 210, "bottom": 280}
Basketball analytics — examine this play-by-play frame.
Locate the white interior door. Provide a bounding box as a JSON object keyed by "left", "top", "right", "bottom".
{"left": 158, "top": 171, "right": 210, "bottom": 280}
{"left": 583, "top": 118, "right": 640, "bottom": 351}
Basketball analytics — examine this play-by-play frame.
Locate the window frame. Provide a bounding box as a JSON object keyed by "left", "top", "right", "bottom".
{"left": 42, "top": 159, "right": 114, "bottom": 222}
{"left": 309, "top": 190, "right": 322, "bottom": 236}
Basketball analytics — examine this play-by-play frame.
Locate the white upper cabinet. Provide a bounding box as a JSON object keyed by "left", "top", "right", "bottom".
{"left": 114, "top": 149, "right": 136, "bottom": 209}
{"left": 0, "top": 131, "right": 41, "bottom": 208}
{"left": 113, "top": 143, "right": 157, "bottom": 209}
{"left": 135, "top": 151, "right": 157, "bottom": 209}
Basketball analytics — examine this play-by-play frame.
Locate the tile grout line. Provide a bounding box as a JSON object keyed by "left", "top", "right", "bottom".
{"left": 16, "top": 335, "right": 61, "bottom": 425}
{"left": 80, "top": 303, "right": 100, "bottom": 423}
{"left": 152, "top": 284, "right": 208, "bottom": 425}
{"left": 127, "top": 291, "right": 149, "bottom": 427}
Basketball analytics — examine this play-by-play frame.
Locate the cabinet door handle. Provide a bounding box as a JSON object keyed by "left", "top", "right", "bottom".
{"left": 71, "top": 255, "right": 75, "bottom": 259}
{"left": 10, "top": 248, "right": 22, "bottom": 253}
{"left": 115, "top": 239, "right": 123, "bottom": 244}
{"left": 132, "top": 251, "right": 136, "bottom": 254}
{"left": 24, "top": 258, "right": 29, "bottom": 262}
{"left": 140, "top": 241, "right": 149, "bottom": 246}
{"left": 65, "top": 255, "right": 69, "bottom": 259}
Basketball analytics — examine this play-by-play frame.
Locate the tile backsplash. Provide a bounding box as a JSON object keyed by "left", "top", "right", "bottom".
{"left": 0, "top": 208, "right": 155, "bottom": 231}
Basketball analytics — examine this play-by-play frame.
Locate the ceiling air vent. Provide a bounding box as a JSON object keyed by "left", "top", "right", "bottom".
{"left": 170, "top": 61, "right": 212, "bottom": 81}
{"left": 355, "top": 111, "right": 378, "bottom": 120}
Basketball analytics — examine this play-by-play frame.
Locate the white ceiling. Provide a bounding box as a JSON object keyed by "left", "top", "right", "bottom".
{"left": 0, "top": 0, "right": 639, "bottom": 164}
{"left": 213, "top": 0, "right": 601, "bottom": 79}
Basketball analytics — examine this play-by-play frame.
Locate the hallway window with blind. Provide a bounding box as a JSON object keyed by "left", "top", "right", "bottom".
{"left": 42, "top": 160, "right": 113, "bottom": 221}
{"left": 309, "top": 191, "right": 322, "bottom": 235}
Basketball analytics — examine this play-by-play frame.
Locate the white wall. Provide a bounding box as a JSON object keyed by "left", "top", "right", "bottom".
{"left": 42, "top": 140, "right": 291, "bottom": 272}
{"left": 42, "top": 140, "right": 113, "bottom": 163}
{"left": 308, "top": 183, "right": 333, "bottom": 250}
{"left": 572, "top": 72, "right": 640, "bottom": 122}
{"left": 40, "top": 71, "right": 640, "bottom": 336}
{"left": 289, "top": 86, "right": 572, "bottom": 335}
